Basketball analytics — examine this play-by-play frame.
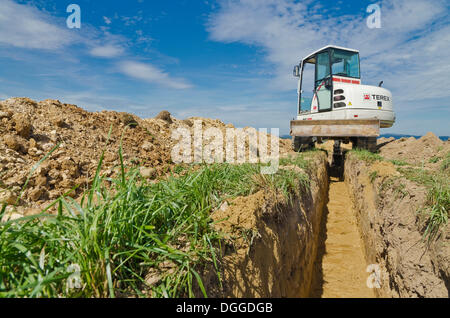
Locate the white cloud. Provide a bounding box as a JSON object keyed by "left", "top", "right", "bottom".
{"left": 90, "top": 44, "right": 124, "bottom": 58}
{"left": 0, "top": 0, "right": 123, "bottom": 58}
{"left": 208, "top": 0, "right": 450, "bottom": 105}
{"left": 118, "top": 61, "right": 192, "bottom": 89}
{"left": 121, "top": 12, "right": 144, "bottom": 26}
{"left": 0, "top": 0, "right": 191, "bottom": 89}
{"left": 0, "top": 0, "right": 76, "bottom": 50}
{"left": 103, "top": 16, "right": 112, "bottom": 25}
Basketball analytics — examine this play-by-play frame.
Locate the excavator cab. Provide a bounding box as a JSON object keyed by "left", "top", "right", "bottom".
{"left": 293, "top": 46, "right": 360, "bottom": 114}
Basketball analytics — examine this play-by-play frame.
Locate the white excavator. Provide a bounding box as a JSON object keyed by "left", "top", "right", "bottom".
{"left": 290, "top": 45, "right": 395, "bottom": 160}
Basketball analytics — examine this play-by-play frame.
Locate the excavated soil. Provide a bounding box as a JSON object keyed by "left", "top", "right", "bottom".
{"left": 378, "top": 133, "right": 450, "bottom": 170}
{"left": 0, "top": 97, "right": 291, "bottom": 218}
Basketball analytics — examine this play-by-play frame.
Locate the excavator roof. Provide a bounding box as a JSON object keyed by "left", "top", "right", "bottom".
{"left": 303, "top": 45, "right": 359, "bottom": 63}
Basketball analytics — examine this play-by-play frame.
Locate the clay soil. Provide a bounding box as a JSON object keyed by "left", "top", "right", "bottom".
{"left": 346, "top": 135, "right": 449, "bottom": 297}
{"left": 313, "top": 135, "right": 449, "bottom": 298}
{"left": 312, "top": 177, "right": 375, "bottom": 298}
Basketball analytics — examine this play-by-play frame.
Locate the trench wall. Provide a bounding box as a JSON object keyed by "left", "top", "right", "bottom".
{"left": 203, "top": 152, "right": 329, "bottom": 297}
{"left": 344, "top": 153, "right": 449, "bottom": 298}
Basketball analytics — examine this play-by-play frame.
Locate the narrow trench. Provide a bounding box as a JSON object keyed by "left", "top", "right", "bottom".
{"left": 310, "top": 155, "right": 376, "bottom": 298}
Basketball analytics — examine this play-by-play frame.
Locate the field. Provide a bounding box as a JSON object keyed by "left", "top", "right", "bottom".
{"left": 1, "top": 97, "right": 448, "bottom": 298}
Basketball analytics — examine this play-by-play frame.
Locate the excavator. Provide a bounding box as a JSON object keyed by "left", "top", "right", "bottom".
{"left": 290, "top": 45, "right": 395, "bottom": 165}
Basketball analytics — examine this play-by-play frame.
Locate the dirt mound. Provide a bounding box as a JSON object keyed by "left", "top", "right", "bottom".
{"left": 0, "top": 97, "right": 292, "bottom": 214}
{"left": 377, "top": 137, "right": 395, "bottom": 146}
{"left": 370, "top": 161, "right": 400, "bottom": 178}
{"left": 378, "top": 132, "right": 449, "bottom": 168}
{"left": 154, "top": 110, "right": 173, "bottom": 124}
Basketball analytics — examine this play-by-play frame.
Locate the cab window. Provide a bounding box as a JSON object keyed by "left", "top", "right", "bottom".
{"left": 315, "top": 51, "right": 330, "bottom": 84}
{"left": 331, "top": 49, "right": 360, "bottom": 78}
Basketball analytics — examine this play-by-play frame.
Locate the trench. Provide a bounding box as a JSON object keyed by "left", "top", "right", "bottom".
{"left": 209, "top": 146, "right": 446, "bottom": 298}
{"left": 206, "top": 150, "right": 379, "bottom": 298}
{"left": 309, "top": 155, "right": 375, "bottom": 298}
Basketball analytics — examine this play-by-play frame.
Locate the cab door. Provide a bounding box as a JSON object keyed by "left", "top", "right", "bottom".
{"left": 315, "top": 51, "right": 332, "bottom": 112}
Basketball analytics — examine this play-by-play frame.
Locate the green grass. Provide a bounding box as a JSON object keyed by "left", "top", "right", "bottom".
{"left": 0, "top": 148, "right": 311, "bottom": 298}
{"left": 278, "top": 154, "right": 311, "bottom": 191}
{"left": 1, "top": 158, "right": 224, "bottom": 297}
{"left": 369, "top": 171, "right": 378, "bottom": 183}
{"left": 429, "top": 156, "right": 441, "bottom": 164}
{"left": 399, "top": 167, "right": 449, "bottom": 241}
{"left": 378, "top": 176, "right": 409, "bottom": 199}
{"left": 240, "top": 228, "right": 261, "bottom": 251}
{"left": 390, "top": 159, "right": 408, "bottom": 166}
{"left": 279, "top": 154, "right": 310, "bottom": 170}
{"left": 441, "top": 152, "right": 450, "bottom": 171}
{"left": 422, "top": 180, "right": 449, "bottom": 241}
{"left": 349, "top": 145, "right": 448, "bottom": 241}
{"left": 173, "top": 164, "right": 187, "bottom": 175}
{"left": 349, "top": 149, "right": 383, "bottom": 163}
{"left": 394, "top": 182, "right": 409, "bottom": 198}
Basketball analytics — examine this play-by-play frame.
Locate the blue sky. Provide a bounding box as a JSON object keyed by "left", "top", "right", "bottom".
{"left": 0, "top": 0, "right": 449, "bottom": 136}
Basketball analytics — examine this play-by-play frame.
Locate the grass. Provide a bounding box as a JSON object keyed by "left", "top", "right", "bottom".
{"left": 278, "top": 154, "right": 312, "bottom": 193}
{"left": 369, "top": 171, "right": 378, "bottom": 183}
{"left": 422, "top": 180, "right": 449, "bottom": 241}
{"left": 377, "top": 177, "right": 408, "bottom": 199}
{"left": 349, "top": 146, "right": 448, "bottom": 241}
{"left": 0, "top": 147, "right": 311, "bottom": 298}
{"left": 390, "top": 159, "right": 408, "bottom": 166}
{"left": 399, "top": 167, "right": 449, "bottom": 241}
{"left": 1, "top": 153, "right": 224, "bottom": 297}
{"left": 429, "top": 156, "right": 441, "bottom": 164}
{"left": 394, "top": 182, "right": 409, "bottom": 198}
{"left": 240, "top": 228, "right": 261, "bottom": 251}
{"left": 349, "top": 149, "right": 383, "bottom": 163}
{"left": 441, "top": 152, "right": 450, "bottom": 171}
{"left": 279, "top": 153, "right": 310, "bottom": 170}
{"left": 378, "top": 176, "right": 409, "bottom": 199}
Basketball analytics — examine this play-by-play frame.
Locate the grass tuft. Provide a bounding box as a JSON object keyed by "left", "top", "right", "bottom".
{"left": 369, "top": 171, "right": 378, "bottom": 183}
{"left": 390, "top": 159, "right": 408, "bottom": 166}
{"left": 350, "top": 149, "right": 383, "bottom": 163}
{"left": 441, "top": 152, "right": 450, "bottom": 171}
{"left": 429, "top": 156, "right": 441, "bottom": 164}
{"left": 399, "top": 167, "right": 449, "bottom": 241}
